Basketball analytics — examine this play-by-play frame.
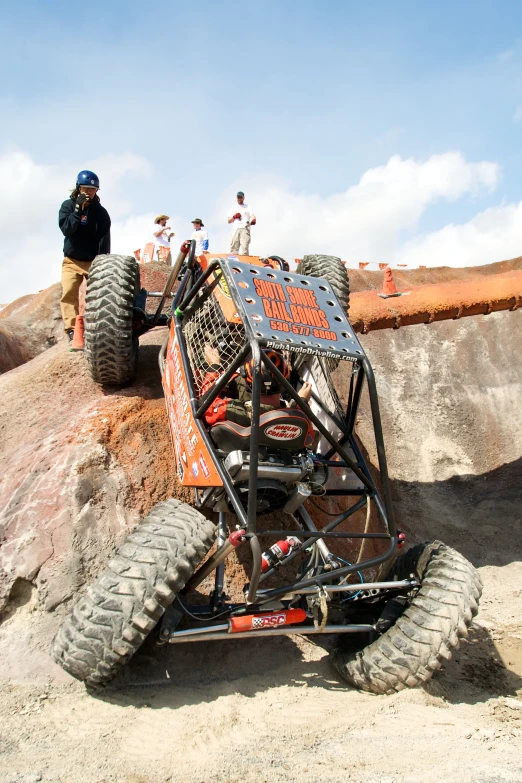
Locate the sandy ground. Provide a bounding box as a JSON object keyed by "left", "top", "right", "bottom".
{"left": 0, "top": 562, "right": 521, "bottom": 783}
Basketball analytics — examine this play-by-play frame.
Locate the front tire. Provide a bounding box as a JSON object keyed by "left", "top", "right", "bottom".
{"left": 84, "top": 254, "right": 140, "bottom": 386}
{"left": 331, "top": 541, "right": 483, "bottom": 694}
{"left": 51, "top": 499, "right": 216, "bottom": 687}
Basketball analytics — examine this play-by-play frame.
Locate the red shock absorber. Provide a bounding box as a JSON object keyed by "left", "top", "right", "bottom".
{"left": 261, "top": 537, "right": 300, "bottom": 572}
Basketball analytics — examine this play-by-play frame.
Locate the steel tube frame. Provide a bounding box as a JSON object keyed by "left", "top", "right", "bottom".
{"left": 195, "top": 343, "right": 251, "bottom": 420}
{"left": 299, "top": 378, "right": 348, "bottom": 435}
{"left": 257, "top": 530, "right": 391, "bottom": 540}
{"left": 258, "top": 495, "right": 369, "bottom": 583}
{"left": 256, "top": 578, "right": 417, "bottom": 596}
{"left": 175, "top": 258, "right": 222, "bottom": 313}
{"left": 260, "top": 351, "right": 376, "bottom": 494}
{"left": 184, "top": 528, "right": 246, "bottom": 592}
{"left": 170, "top": 258, "right": 398, "bottom": 607}
{"left": 152, "top": 242, "right": 195, "bottom": 327}
{"left": 169, "top": 624, "right": 376, "bottom": 643}
{"left": 213, "top": 512, "right": 227, "bottom": 608}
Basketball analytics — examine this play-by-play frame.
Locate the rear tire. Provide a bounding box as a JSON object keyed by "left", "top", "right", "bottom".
{"left": 296, "top": 254, "right": 350, "bottom": 313}
{"left": 51, "top": 499, "right": 216, "bottom": 687}
{"left": 84, "top": 254, "right": 140, "bottom": 386}
{"left": 331, "top": 541, "right": 483, "bottom": 694}
{"left": 293, "top": 254, "right": 351, "bottom": 413}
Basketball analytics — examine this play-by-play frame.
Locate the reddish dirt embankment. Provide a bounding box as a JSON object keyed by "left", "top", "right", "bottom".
{"left": 350, "top": 268, "right": 522, "bottom": 333}
{"left": 0, "top": 284, "right": 63, "bottom": 373}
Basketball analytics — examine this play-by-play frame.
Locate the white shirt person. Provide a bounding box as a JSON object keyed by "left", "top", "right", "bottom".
{"left": 227, "top": 191, "right": 256, "bottom": 256}
{"left": 191, "top": 218, "right": 209, "bottom": 255}
{"left": 152, "top": 214, "right": 174, "bottom": 248}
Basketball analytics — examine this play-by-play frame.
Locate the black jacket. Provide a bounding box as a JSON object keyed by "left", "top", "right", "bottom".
{"left": 59, "top": 196, "right": 111, "bottom": 262}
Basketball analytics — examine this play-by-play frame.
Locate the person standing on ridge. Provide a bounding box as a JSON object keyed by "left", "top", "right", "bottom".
{"left": 191, "top": 218, "right": 209, "bottom": 256}
{"left": 58, "top": 170, "right": 111, "bottom": 342}
{"left": 152, "top": 214, "right": 174, "bottom": 255}
{"left": 227, "top": 191, "right": 256, "bottom": 256}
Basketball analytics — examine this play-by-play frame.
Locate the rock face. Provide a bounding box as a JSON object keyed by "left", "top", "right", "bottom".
{"left": 356, "top": 308, "right": 522, "bottom": 567}
{"left": 0, "top": 284, "right": 63, "bottom": 373}
{"left": 0, "top": 329, "right": 189, "bottom": 615}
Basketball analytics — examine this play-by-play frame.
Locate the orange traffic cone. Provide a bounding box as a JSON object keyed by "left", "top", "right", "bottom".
{"left": 70, "top": 316, "right": 85, "bottom": 351}
{"left": 378, "top": 266, "right": 402, "bottom": 299}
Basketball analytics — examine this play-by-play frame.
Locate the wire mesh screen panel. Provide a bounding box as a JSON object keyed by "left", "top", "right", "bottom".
{"left": 182, "top": 289, "right": 247, "bottom": 398}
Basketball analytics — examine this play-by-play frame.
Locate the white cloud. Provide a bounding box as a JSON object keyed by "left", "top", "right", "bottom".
{"left": 513, "top": 106, "right": 522, "bottom": 123}
{"left": 209, "top": 152, "right": 499, "bottom": 262}
{"left": 395, "top": 202, "right": 522, "bottom": 268}
{"left": 2, "top": 148, "right": 519, "bottom": 304}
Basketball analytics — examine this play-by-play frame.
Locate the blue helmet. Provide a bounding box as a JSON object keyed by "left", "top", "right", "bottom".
{"left": 76, "top": 170, "right": 100, "bottom": 189}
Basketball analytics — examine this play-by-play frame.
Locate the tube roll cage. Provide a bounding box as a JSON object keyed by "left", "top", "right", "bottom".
{"left": 174, "top": 258, "right": 398, "bottom": 605}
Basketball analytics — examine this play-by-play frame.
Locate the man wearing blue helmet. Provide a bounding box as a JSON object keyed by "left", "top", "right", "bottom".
{"left": 58, "top": 170, "right": 111, "bottom": 341}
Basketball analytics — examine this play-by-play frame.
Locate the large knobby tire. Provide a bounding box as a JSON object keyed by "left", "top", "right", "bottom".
{"left": 296, "top": 254, "right": 350, "bottom": 313}
{"left": 84, "top": 254, "right": 140, "bottom": 386}
{"left": 51, "top": 499, "right": 216, "bottom": 688}
{"left": 331, "top": 541, "right": 483, "bottom": 694}
{"left": 293, "top": 255, "right": 350, "bottom": 414}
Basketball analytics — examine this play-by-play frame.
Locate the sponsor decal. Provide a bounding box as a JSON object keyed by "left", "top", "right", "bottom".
{"left": 215, "top": 269, "right": 231, "bottom": 298}
{"left": 266, "top": 341, "right": 355, "bottom": 362}
{"left": 264, "top": 423, "right": 303, "bottom": 441}
{"left": 191, "top": 461, "right": 199, "bottom": 478}
{"left": 81, "top": 215, "right": 87, "bottom": 225}
{"left": 199, "top": 453, "right": 210, "bottom": 478}
{"left": 252, "top": 613, "right": 288, "bottom": 629}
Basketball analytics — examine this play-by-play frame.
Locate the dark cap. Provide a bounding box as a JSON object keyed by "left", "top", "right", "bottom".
{"left": 237, "top": 191, "right": 245, "bottom": 197}
{"left": 192, "top": 218, "right": 204, "bottom": 226}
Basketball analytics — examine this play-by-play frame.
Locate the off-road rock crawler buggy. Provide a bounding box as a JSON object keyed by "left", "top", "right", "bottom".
{"left": 52, "top": 243, "right": 482, "bottom": 694}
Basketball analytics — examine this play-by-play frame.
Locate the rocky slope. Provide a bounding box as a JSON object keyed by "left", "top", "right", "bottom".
{"left": 0, "top": 284, "right": 62, "bottom": 373}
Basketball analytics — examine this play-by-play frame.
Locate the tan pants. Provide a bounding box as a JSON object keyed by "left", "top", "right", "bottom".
{"left": 230, "top": 227, "right": 251, "bottom": 255}
{"left": 60, "top": 256, "right": 91, "bottom": 330}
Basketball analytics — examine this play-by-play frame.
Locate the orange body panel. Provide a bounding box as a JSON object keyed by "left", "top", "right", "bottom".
{"left": 162, "top": 319, "right": 223, "bottom": 487}
{"left": 199, "top": 253, "right": 265, "bottom": 271}
{"left": 197, "top": 254, "right": 265, "bottom": 324}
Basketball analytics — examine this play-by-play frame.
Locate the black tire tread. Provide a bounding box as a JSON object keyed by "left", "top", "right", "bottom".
{"left": 331, "top": 541, "right": 483, "bottom": 694}
{"left": 51, "top": 499, "right": 216, "bottom": 687}
{"left": 84, "top": 254, "right": 140, "bottom": 386}
{"left": 296, "top": 254, "right": 350, "bottom": 312}
{"left": 293, "top": 255, "right": 351, "bottom": 412}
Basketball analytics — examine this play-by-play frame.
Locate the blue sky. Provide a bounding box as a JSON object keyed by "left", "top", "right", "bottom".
{"left": 2, "top": 1, "right": 522, "bottom": 300}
